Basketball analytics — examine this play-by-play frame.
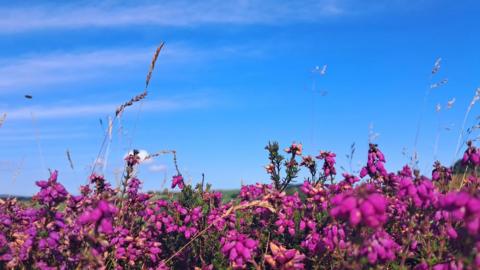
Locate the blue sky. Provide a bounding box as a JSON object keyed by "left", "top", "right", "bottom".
{"left": 0, "top": 0, "right": 479, "bottom": 195}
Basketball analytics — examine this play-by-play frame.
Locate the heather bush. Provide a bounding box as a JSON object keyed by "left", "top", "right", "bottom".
{"left": 1, "top": 141, "right": 480, "bottom": 269}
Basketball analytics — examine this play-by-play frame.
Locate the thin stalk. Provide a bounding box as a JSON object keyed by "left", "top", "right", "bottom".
{"left": 459, "top": 164, "right": 470, "bottom": 190}
{"left": 454, "top": 104, "right": 473, "bottom": 161}
{"left": 454, "top": 89, "right": 480, "bottom": 163}
{"left": 413, "top": 87, "right": 431, "bottom": 167}
{"left": 433, "top": 110, "right": 442, "bottom": 161}
{"left": 102, "top": 116, "right": 113, "bottom": 175}
{"left": 311, "top": 76, "right": 317, "bottom": 151}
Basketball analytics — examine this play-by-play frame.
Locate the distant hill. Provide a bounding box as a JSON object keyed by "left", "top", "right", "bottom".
{"left": 0, "top": 194, "right": 32, "bottom": 201}
{"left": 0, "top": 184, "right": 302, "bottom": 203}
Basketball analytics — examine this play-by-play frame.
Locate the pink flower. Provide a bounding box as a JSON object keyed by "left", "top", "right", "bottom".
{"left": 285, "top": 143, "right": 303, "bottom": 155}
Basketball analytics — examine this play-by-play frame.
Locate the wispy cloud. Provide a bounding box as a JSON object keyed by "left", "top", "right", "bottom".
{"left": 0, "top": 131, "right": 90, "bottom": 142}
{"left": 0, "top": 0, "right": 346, "bottom": 33}
{"left": 0, "top": 125, "right": 92, "bottom": 141}
{"left": 0, "top": 43, "right": 264, "bottom": 92}
{"left": 148, "top": 164, "right": 168, "bottom": 173}
{"left": 0, "top": 48, "right": 149, "bottom": 90}
{"left": 2, "top": 95, "right": 212, "bottom": 120}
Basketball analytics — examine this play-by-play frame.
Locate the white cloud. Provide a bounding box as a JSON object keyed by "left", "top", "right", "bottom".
{"left": 0, "top": 43, "right": 264, "bottom": 92}
{"left": 0, "top": 127, "right": 91, "bottom": 141}
{"left": 148, "top": 164, "right": 168, "bottom": 173}
{"left": 0, "top": 48, "right": 148, "bottom": 89}
{"left": 1, "top": 95, "right": 211, "bottom": 120}
{"left": 0, "top": 46, "right": 187, "bottom": 91}
{"left": 0, "top": 1, "right": 346, "bottom": 33}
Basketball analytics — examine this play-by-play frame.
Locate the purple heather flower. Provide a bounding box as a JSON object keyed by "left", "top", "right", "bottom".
{"left": 438, "top": 191, "right": 480, "bottom": 236}
{"left": 330, "top": 185, "right": 388, "bottom": 228}
{"left": 0, "top": 233, "right": 12, "bottom": 262}
{"left": 432, "top": 260, "right": 464, "bottom": 270}
{"left": 432, "top": 161, "right": 452, "bottom": 184}
{"left": 463, "top": 141, "right": 480, "bottom": 166}
{"left": 265, "top": 242, "right": 306, "bottom": 270}
{"left": 398, "top": 175, "right": 438, "bottom": 209}
{"left": 88, "top": 173, "right": 113, "bottom": 195}
{"left": 3, "top": 143, "right": 480, "bottom": 269}
{"left": 322, "top": 224, "right": 348, "bottom": 251}
{"left": 203, "top": 191, "right": 223, "bottom": 206}
{"left": 34, "top": 171, "right": 68, "bottom": 206}
{"left": 301, "top": 231, "right": 321, "bottom": 253}
{"left": 300, "top": 155, "right": 316, "bottom": 171}
{"left": 220, "top": 230, "right": 258, "bottom": 269}
{"left": 275, "top": 212, "right": 296, "bottom": 236}
{"left": 300, "top": 181, "right": 328, "bottom": 209}
{"left": 126, "top": 177, "right": 143, "bottom": 197}
{"left": 316, "top": 151, "right": 337, "bottom": 177}
{"left": 239, "top": 184, "right": 268, "bottom": 201}
{"left": 360, "top": 144, "right": 387, "bottom": 179}
{"left": 360, "top": 230, "right": 400, "bottom": 264}
{"left": 414, "top": 262, "right": 429, "bottom": 270}
{"left": 78, "top": 200, "right": 117, "bottom": 234}
{"left": 445, "top": 225, "right": 458, "bottom": 239}
{"left": 35, "top": 261, "right": 58, "bottom": 270}
{"left": 342, "top": 173, "right": 359, "bottom": 187}
{"left": 125, "top": 151, "right": 141, "bottom": 166}
{"left": 171, "top": 175, "right": 185, "bottom": 189}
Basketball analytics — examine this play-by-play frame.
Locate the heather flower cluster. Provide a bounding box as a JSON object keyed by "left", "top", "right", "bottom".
{"left": 78, "top": 200, "right": 117, "bottom": 234}
{"left": 360, "top": 143, "right": 387, "bottom": 179}
{"left": 171, "top": 175, "right": 184, "bottom": 189}
{"left": 34, "top": 170, "right": 68, "bottom": 206}
{"left": 463, "top": 140, "right": 480, "bottom": 166}
{"left": 360, "top": 230, "right": 400, "bottom": 264}
{"left": 437, "top": 192, "right": 480, "bottom": 236}
{"left": 316, "top": 150, "right": 337, "bottom": 178}
{"left": 330, "top": 185, "right": 388, "bottom": 228}
{"left": 1, "top": 141, "right": 480, "bottom": 269}
{"left": 220, "top": 230, "right": 258, "bottom": 269}
{"left": 264, "top": 242, "right": 305, "bottom": 269}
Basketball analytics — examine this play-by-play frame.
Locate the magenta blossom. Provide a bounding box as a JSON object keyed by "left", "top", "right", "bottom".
{"left": 432, "top": 161, "right": 452, "bottom": 184}
{"left": 34, "top": 171, "right": 68, "bottom": 206}
{"left": 220, "top": 230, "right": 258, "bottom": 269}
{"left": 437, "top": 191, "right": 480, "bottom": 236}
{"left": 360, "top": 144, "right": 387, "bottom": 179}
{"left": 463, "top": 141, "right": 480, "bottom": 166}
{"left": 78, "top": 200, "right": 117, "bottom": 234}
{"left": 316, "top": 151, "right": 337, "bottom": 177}
{"left": 360, "top": 230, "right": 400, "bottom": 264}
{"left": 171, "top": 174, "right": 185, "bottom": 189}
{"left": 330, "top": 185, "right": 388, "bottom": 228}
{"left": 265, "top": 242, "right": 305, "bottom": 270}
